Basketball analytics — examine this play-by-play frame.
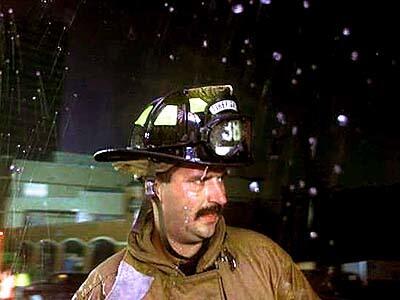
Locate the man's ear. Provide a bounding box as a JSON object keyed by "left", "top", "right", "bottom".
{"left": 153, "top": 180, "right": 162, "bottom": 200}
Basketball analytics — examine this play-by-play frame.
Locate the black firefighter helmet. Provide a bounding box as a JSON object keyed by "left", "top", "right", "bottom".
{"left": 94, "top": 84, "right": 253, "bottom": 167}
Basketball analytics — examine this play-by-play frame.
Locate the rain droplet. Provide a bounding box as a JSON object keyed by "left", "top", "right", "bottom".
{"left": 310, "top": 231, "right": 318, "bottom": 239}
{"left": 337, "top": 114, "right": 348, "bottom": 126}
{"left": 221, "top": 57, "right": 227, "bottom": 63}
{"left": 232, "top": 4, "right": 244, "bottom": 14}
{"left": 296, "top": 68, "right": 302, "bottom": 75}
{"left": 8, "top": 8, "right": 14, "bottom": 14}
{"left": 202, "top": 40, "right": 208, "bottom": 48}
{"left": 292, "top": 126, "right": 298, "bottom": 135}
{"left": 276, "top": 112, "right": 286, "bottom": 124}
{"left": 298, "top": 180, "right": 305, "bottom": 188}
{"left": 333, "top": 164, "right": 342, "bottom": 174}
{"left": 308, "top": 137, "right": 317, "bottom": 145}
{"left": 272, "top": 51, "right": 282, "bottom": 61}
{"left": 303, "top": 0, "right": 310, "bottom": 9}
{"left": 249, "top": 181, "right": 260, "bottom": 193}
{"left": 169, "top": 54, "right": 175, "bottom": 60}
{"left": 351, "top": 50, "right": 359, "bottom": 61}
{"left": 244, "top": 38, "right": 250, "bottom": 45}
{"left": 308, "top": 187, "right": 318, "bottom": 196}
{"left": 291, "top": 78, "right": 298, "bottom": 85}
{"left": 246, "top": 59, "right": 252, "bottom": 66}
{"left": 169, "top": 6, "right": 175, "bottom": 13}
{"left": 342, "top": 27, "right": 351, "bottom": 36}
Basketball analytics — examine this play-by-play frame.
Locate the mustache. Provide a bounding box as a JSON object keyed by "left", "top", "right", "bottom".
{"left": 195, "top": 205, "right": 223, "bottom": 220}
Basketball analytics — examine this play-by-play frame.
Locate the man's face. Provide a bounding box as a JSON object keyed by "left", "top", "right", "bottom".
{"left": 156, "top": 166, "right": 227, "bottom": 245}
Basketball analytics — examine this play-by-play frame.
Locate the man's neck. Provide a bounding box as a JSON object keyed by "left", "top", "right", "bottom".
{"left": 152, "top": 227, "right": 202, "bottom": 261}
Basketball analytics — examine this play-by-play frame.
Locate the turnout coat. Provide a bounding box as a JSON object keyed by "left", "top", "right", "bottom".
{"left": 73, "top": 216, "right": 319, "bottom": 299}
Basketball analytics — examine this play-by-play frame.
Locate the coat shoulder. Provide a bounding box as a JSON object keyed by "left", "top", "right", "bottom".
{"left": 73, "top": 249, "right": 126, "bottom": 299}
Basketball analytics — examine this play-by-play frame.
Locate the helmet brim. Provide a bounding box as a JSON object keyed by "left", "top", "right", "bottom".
{"left": 93, "top": 147, "right": 252, "bottom": 167}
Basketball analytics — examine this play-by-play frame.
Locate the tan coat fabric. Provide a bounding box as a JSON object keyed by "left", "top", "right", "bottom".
{"left": 73, "top": 217, "right": 319, "bottom": 299}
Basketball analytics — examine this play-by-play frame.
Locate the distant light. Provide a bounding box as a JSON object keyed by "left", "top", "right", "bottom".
{"left": 337, "top": 114, "right": 348, "bottom": 126}
{"left": 249, "top": 181, "right": 260, "bottom": 193}
{"left": 310, "top": 231, "right": 318, "bottom": 239}
{"left": 232, "top": 4, "right": 244, "bottom": 14}
{"left": 272, "top": 51, "right": 282, "bottom": 61}
{"left": 76, "top": 211, "right": 94, "bottom": 223}
{"left": 260, "top": 0, "right": 271, "bottom": 5}
{"left": 342, "top": 27, "right": 351, "bottom": 36}
{"left": 23, "top": 183, "right": 48, "bottom": 197}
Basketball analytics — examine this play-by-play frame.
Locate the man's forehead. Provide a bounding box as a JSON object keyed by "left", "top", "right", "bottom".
{"left": 174, "top": 165, "right": 226, "bottom": 176}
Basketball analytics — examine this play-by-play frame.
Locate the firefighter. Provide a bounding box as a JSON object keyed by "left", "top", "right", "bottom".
{"left": 73, "top": 85, "right": 319, "bottom": 299}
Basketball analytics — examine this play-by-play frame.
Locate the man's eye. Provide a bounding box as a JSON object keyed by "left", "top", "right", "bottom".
{"left": 194, "top": 179, "right": 204, "bottom": 185}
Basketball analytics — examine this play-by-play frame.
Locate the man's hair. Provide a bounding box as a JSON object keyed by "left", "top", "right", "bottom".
{"left": 155, "top": 166, "right": 178, "bottom": 183}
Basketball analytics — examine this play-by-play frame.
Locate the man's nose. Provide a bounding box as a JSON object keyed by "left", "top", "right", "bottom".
{"left": 205, "top": 177, "right": 227, "bottom": 206}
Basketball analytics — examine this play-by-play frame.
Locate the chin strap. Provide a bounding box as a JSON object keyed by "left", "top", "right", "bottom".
{"left": 139, "top": 178, "right": 187, "bottom": 260}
